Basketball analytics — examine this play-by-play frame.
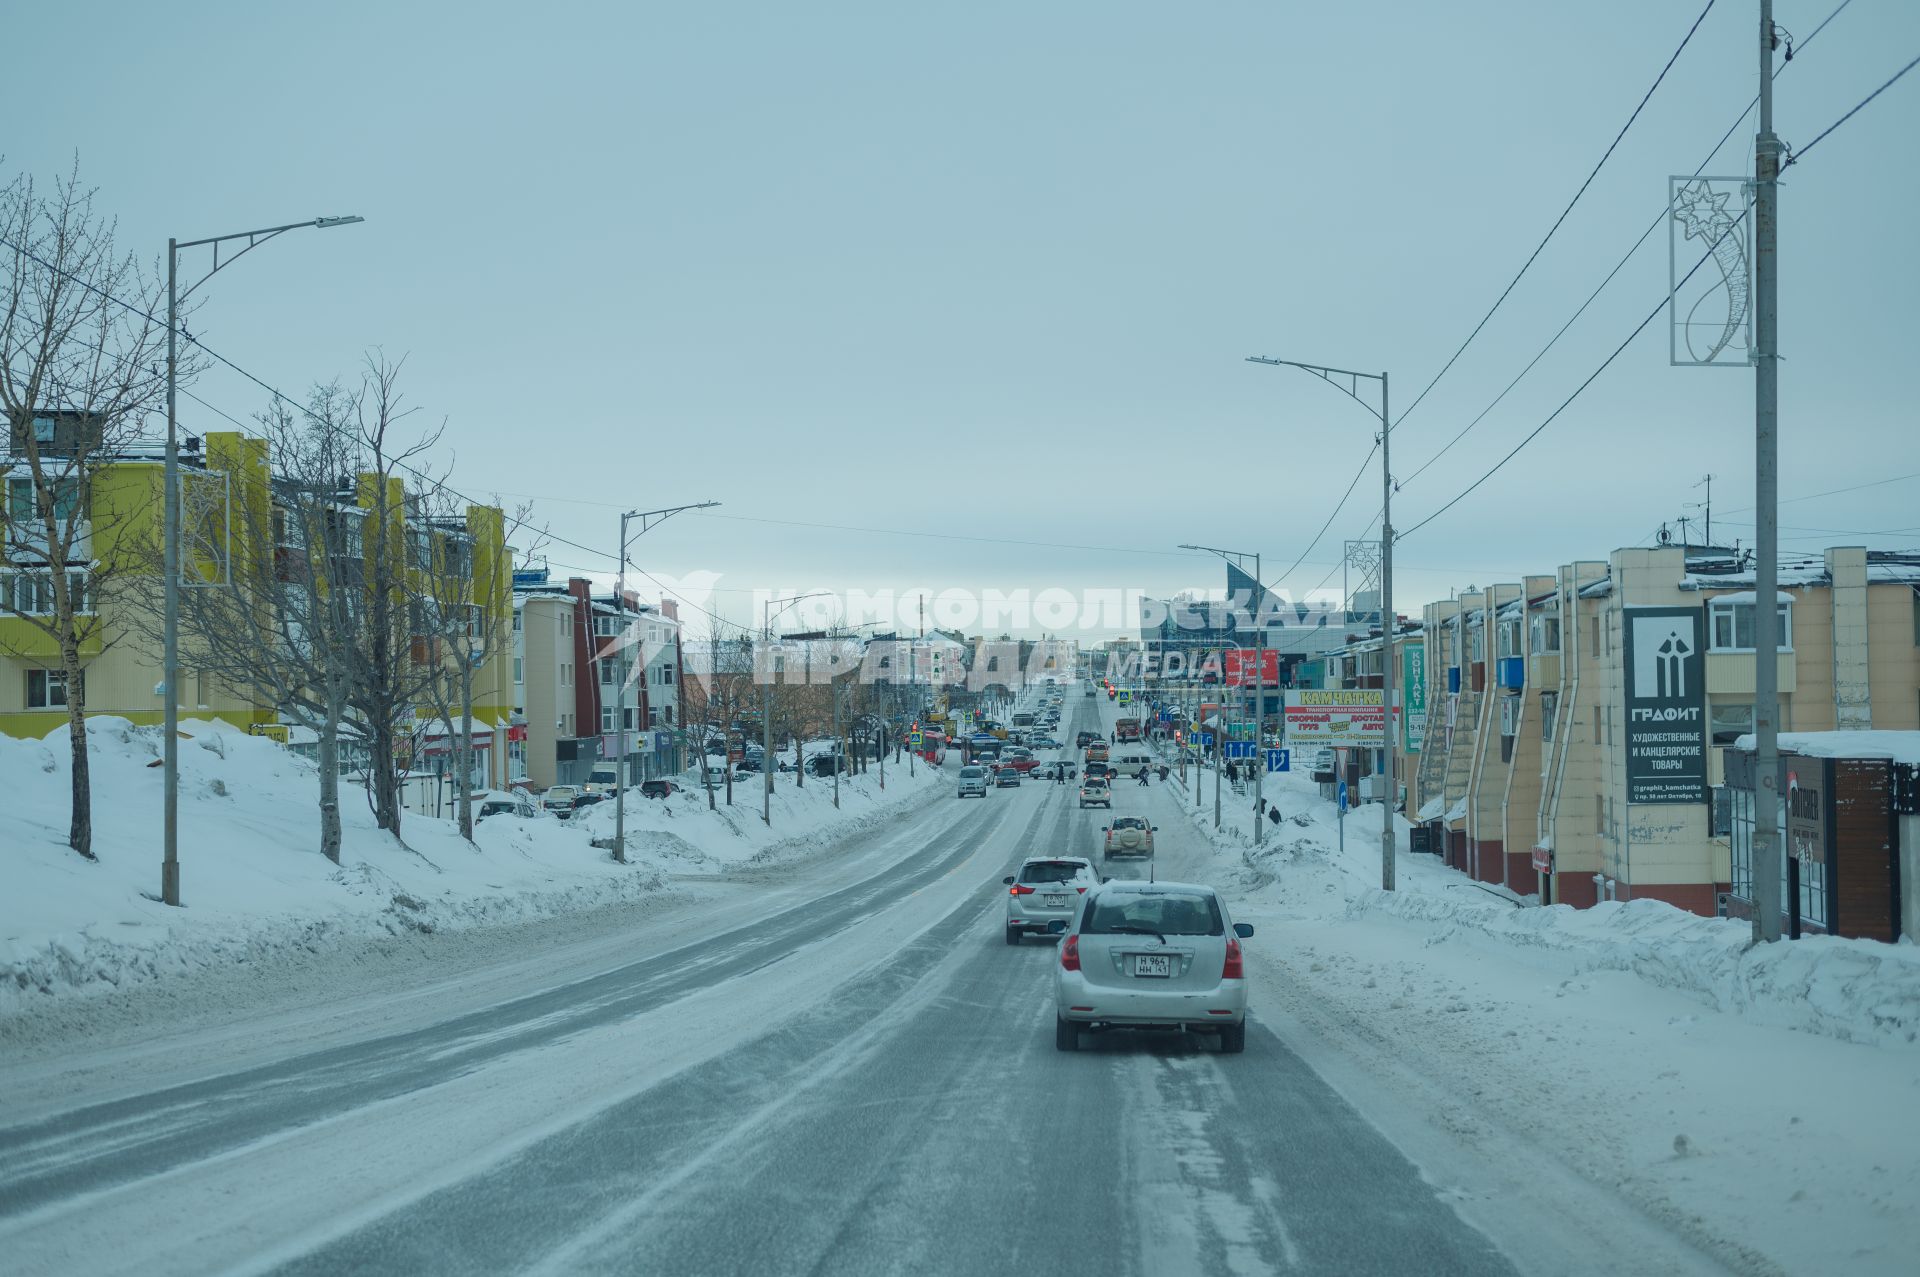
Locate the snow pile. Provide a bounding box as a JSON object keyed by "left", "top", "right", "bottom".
{"left": 0, "top": 719, "right": 944, "bottom": 1012}
{"left": 1347, "top": 889, "right": 1920, "bottom": 1048}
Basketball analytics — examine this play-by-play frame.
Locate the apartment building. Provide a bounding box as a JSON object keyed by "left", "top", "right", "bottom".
{"left": 3, "top": 429, "right": 514, "bottom": 785}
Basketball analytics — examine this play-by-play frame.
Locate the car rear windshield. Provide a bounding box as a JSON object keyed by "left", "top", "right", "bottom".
{"left": 1083, "top": 892, "right": 1223, "bottom": 937}
{"left": 960, "top": 767, "right": 984, "bottom": 778}
{"left": 1019, "top": 861, "right": 1084, "bottom": 885}
{"left": 1111, "top": 817, "right": 1147, "bottom": 830}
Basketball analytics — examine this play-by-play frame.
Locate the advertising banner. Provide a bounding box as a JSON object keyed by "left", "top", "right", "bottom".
{"left": 1223, "top": 649, "right": 1280, "bottom": 687}
{"left": 1623, "top": 605, "right": 1707, "bottom": 803}
{"left": 1403, "top": 643, "right": 1427, "bottom": 754}
{"left": 1284, "top": 690, "right": 1385, "bottom": 746}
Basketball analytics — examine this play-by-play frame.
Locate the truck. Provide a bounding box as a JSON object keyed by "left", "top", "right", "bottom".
{"left": 1113, "top": 717, "right": 1142, "bottom": 743}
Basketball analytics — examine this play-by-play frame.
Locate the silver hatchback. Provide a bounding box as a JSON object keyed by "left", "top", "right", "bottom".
{"left": 1003, "top": 857, "right": 1096, "bottom": 944}
{"left": 1052, "top": 880, "right": 1254, "bottom": 1052}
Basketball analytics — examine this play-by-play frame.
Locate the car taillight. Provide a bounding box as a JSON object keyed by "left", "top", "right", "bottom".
{"left": 1076, "top": 886, "right": 1086, "bottom": 894}
{"left": 1009, "top": 884, "right": 1035, "bottom": 896}
{"left": 1222, "top": 937, "right": 1244, "bottom": 980}
{"left": 1061, "top": 934, "right": 1080, "bottom": 971}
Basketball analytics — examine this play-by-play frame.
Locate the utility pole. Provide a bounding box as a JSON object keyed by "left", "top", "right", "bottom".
{"left": 831, "top": 680, "right": 840, "bottom": 809}
{"left": 761, "top": 592, "right": 823, "bottom": 825}
{"left": 1379, "top": 370, "right": 1396, "bottom": 893}
{"left": 1752, "top": 0, "right": 1784, "bottom": 942}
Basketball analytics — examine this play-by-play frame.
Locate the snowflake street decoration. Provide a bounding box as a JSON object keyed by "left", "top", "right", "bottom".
{"left": 1668, "top": 176, "right": 1753, "bottom": 367}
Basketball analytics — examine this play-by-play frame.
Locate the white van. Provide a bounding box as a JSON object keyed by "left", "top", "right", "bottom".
{"left": 1110, "top": 751, "right": 1154, "bottom": 778}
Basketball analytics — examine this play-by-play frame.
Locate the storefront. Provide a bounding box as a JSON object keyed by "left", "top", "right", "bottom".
{"left": 1724, "top": 739, "right": 1913, "bottom": 941}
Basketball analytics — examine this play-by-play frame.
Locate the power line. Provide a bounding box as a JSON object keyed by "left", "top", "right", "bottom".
{"left": 1397, "top": 0, "right": 1854, "bottom": 489}
{"left": 1786, "top": 49, "right": 1920, "bottom": 166}
{"left": 1398, "top": 202, "right": 1750, "bottom": 541}
{"left": 1266, "top": 442, "right": 1377, "bottom": 591}
{"left": 1390, "top": 0, "right": 1718, "bottom": 429}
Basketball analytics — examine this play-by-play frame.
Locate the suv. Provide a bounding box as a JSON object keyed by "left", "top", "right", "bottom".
{"left": 1051, "top": 880, "right": 1255, "bottom": 1053}
{"left": 1003, "top": 857, "right": 1096, "bottom": 944}
{"left": 1076, "top": 731, "right": 1095, "bottom": 749}
{"left": 957, "top": 765, "right": 989, "bottom": 798}
{"left": 582, "top": 765, "right": 623, "bottom": 796}
{"left": 1103, "top": 816, "right": 1157, "bottom": 859}
{"left": 1078, "top": 777, "right": 1111, "bottom": 809}
{"left": 639, "top": 779, "right": 684, "bottom": 800}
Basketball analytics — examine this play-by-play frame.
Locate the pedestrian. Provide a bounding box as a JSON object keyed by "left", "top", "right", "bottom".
{"left": 1226, "top": 761, "right": 1239, "bottom": 783}
{"left": 1158, "top": 764, "right": 1170, "bottom": 783}
{"left": 1137, "top": 766, "right": 1149, "bottom": 786}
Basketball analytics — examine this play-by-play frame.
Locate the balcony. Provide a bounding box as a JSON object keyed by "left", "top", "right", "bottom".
{"left": 1705, "top": 651, "right": 1797, "bottom": 696}
{"left": 1497, "top": 657, "right": 1526, "bottom": 690}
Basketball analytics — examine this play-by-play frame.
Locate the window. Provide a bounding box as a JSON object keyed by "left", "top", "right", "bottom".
{"left": 1709, "top": 598, "right": 1793, "bottom": 652}
{"left": 25, "top": 668, "right": 81, "bottom": 709}
{"left": 1496, "top": 618, "right": 1523, "bottom": 659}
{"left": 512, "top": 611, "right": 523, "bottom": 633}
{"left": 646, "top": 707, "right": 659, "bottom": 728}
{"left": 1541, "top": 690, "right": 1558, "bottom": 742}
{"left": 1710, "top": 701, "right": 1753, "bottom": 746}
{"left": 513, "top": 655, "right": 523, "bottom": 684}
{"left": 1530, "top": 613, "right": 1561, "bottom": 655}
{"left": 1592, "top": 709, "right": 1601, "bottom": 745}
{"left": 1467, "top": 624, "right": 1484, "bottom": 664}
{"left": 560, "top": 610, "right": 572, "bottom": 637}
{"left": 600, "top": 707, "right": 616, "bottom": 733}
{"left": 660, "top": 663, "right": 674, "bottom": 685}
{"left": 1589, "top": 615, "right": 1601, "bottom": 656}
{"left": 1594, "top": 793, "right": 1605, "bottom": 834}
{"left": 32, "top": 414, "right": 55, "bottom": 442}
{"left": 8, "top": 475, "right": 83, "bottom": 525}
{"left": 1082, "top": 890, "right": 1223, "bottom": 937}
{"left": 599, "top": 659, "right": 615, "bottom": 686}
{"left": 561, "top": 661, "right": 572, "bottom": 686}
{"left": 2, "top": 571, "right": 89, "bottom": 615}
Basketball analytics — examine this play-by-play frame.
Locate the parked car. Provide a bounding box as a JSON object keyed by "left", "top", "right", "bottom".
{"left": 1051, "top": 880, "right": 1254, "bottom": 1053}
{"left": 808, "top": 754, "right": 848, "bottom": 777}
{"left": 704, "top": 765, "right": 729, "bottom": 788}
{"left": 957, "top": 765, "right": 990, "bottom": 798}
{"left": 1103, "top": 816, "right": 1157, "bottom": 859}
{"left": 570, "top": 790, "right": 610, "bottom": 811}
{"left": 474, "top": 791, "right": 539, "bottom": 822}
{"left": 1078, "top": 777, "right": 1111, "bottom": 809}
{"left": 1005, "top": 857, "right": 1097, "bottom": 943}
{"left": 542, "top": 785, "right": 580, "bottom": 818}
{"left": 639, "top": 779, "right": 685, "bottom": 800}
{"left": 582, "top": 765, "right": 625, "bottom": 795}
{"left": 735, "top": 757, "right": 764, "bottom": 774}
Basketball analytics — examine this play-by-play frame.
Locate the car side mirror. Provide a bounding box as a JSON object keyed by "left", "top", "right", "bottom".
{"left": 1151, "top": 826, "right": 1159, "bottom": 832}
{"left": 1002, "top": 876, "right": 1015, "bottom": 885}
{"left": 1234, "top": 922, "right": 1254, "bottom": 938}
{"left": 1046, "top": 920, "right": 1067, "bottom": 935}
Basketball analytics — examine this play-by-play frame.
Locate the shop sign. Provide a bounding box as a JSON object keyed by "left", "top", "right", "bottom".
{"left": 1623, "top": 606, "right": 1707, "bottom": 804}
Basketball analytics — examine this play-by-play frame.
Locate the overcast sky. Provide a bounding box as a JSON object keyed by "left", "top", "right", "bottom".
{"left": 10, "top": 0, "right": 1916, "bottom": 639}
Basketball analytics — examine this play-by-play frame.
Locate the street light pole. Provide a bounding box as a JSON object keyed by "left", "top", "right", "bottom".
{"left": 1245, "top": 354, "right": 1396, "bottom": 890}
{"left": 1752, "top": 0, "right": 1784, "bottom": 942}
{"left": 610, "top": 501, "right": 719, "bottom": 864}
{"left": 162, "top": 215, "right": 363, "bottom": 907}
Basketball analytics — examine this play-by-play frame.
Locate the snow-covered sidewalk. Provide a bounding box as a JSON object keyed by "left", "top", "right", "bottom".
{"left": 0, "top": 719, "right": 946, "bottom": 1015}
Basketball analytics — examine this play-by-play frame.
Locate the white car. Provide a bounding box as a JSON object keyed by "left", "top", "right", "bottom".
{"left": 1052, "top": 880, "right": 1254, "bottom": 1053}
{"left": 957, "top": 765, "right": 989, "bottom": 798}
{"left": 541, "top": 785, "right": 580, "bottom": 818}
{"left": 1078, "top": 777, "right": 1111, "bottom": 809}
{"left": 474, "top": 791, "right": 540, "bottom": 822}
{"left": 1004, "top": 857, "right": 1096, "bottom": 943}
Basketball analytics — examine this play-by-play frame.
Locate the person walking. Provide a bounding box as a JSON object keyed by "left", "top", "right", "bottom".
{"left": 1137, "top": 766, "right": 1149, "bottom": 786}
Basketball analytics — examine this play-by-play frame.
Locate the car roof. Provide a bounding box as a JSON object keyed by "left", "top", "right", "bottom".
{"left": 1090, "top": 879, "right": 1219, "bottom": 897}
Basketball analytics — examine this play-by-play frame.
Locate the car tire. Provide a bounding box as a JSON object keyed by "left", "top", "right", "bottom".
{"left": 1218, "top": 1021, "right": 1247, "bottom": 1054}
{"left": 1055, "top": 1016, "right": 1080, "bottom": 1052}
{"left": 1005, "top": 925, "right": 1021, "bottom": 945}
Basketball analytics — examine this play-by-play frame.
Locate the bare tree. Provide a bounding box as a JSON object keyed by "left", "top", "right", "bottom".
{"left": 0, "top": 162, "right": 170, "bottom": 860}
{"left": 343, "top": 353, "right": 441, "bottom": 841}
{"left": 412, "top": 485, "right": 537, "bottom": 841}
{"left": 137, "top": 387, "right": 370, "bottom": 862}
{"left": 684, "top": 628, "right": 757, "bottom": 807}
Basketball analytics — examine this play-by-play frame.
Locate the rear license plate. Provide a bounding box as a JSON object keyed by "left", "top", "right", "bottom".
{"left": 1043, "top": 894, "right": 1070, "bottom": 908}
{"left": 1132, "top": 954, "right": 1172, "bottom": 978}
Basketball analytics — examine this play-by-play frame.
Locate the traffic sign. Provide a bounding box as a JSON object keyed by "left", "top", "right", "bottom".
{"left": 1117, "top": 690, "right": 1132, "bottom": 704}
{"left": 1337, "top": 779, "right": 1348, "bottom": 808}
{"left": 908, "top": 732, "right": 923, "bottom": 747}
{"left": 1224, "top": 741, "right": 1257, "bottom": 760}
{"left": 1197, "top": 731, "right": 1215, "bottom": 747}
{"left": 1266, "top": 748, "right": 1290, "bottom": 773}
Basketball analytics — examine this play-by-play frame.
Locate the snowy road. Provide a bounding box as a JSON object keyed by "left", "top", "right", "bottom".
{"left": 0, "top": 694, "right": 1736, "bottom": 1276}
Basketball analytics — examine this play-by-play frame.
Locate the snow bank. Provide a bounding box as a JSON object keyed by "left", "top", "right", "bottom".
{"left": 0, "top": 719, "right": 944, "bottom": 1013}
{"left": 1346, "top": 889, "right": 1920, "bottom": 1047}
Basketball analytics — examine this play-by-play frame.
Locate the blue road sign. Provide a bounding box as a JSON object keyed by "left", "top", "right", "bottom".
{"left": 1197, "top": 731, "right": 1215, "bottom": 747}
{"left": 1337, "top": 779, "right": 1348, "bottom": 809}
{"left": 1266, "top": 748, "right": 1290, "bottom": 773}
{"left": 1224, "top": 741, "right": 1258, "bottom": 760}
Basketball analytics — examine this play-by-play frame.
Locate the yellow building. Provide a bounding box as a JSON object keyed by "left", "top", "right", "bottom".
{"left": 1, "top": 430, "right": 515, "bottom": 789}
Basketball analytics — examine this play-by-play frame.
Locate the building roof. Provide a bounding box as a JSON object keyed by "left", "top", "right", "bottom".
{"left": 1734, "top": 731, "right": 1920, "bottom": 768}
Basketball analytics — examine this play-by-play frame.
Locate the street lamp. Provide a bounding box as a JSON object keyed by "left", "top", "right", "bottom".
{"left": 763, "top": 591, "right": 827, "bottom": 825}
{"left": 1245, "top": 354, "right": 1396, "bottom": 891}
{"left": 609, "top": 501, "right": 719, "bottom": 862}
{"left": 1178, "top": 543, "right": 1270, "bottom": 845}
{"left": 162, "top": 215, "right": 364, "bottom": 907}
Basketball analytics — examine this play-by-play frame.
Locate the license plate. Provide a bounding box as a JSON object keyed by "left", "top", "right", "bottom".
{"left": 1132, "top": 954, "right": 1172, "bottom": 978}
{"left": 1043, "top": 894, "right": 1070, "bottom": 908}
